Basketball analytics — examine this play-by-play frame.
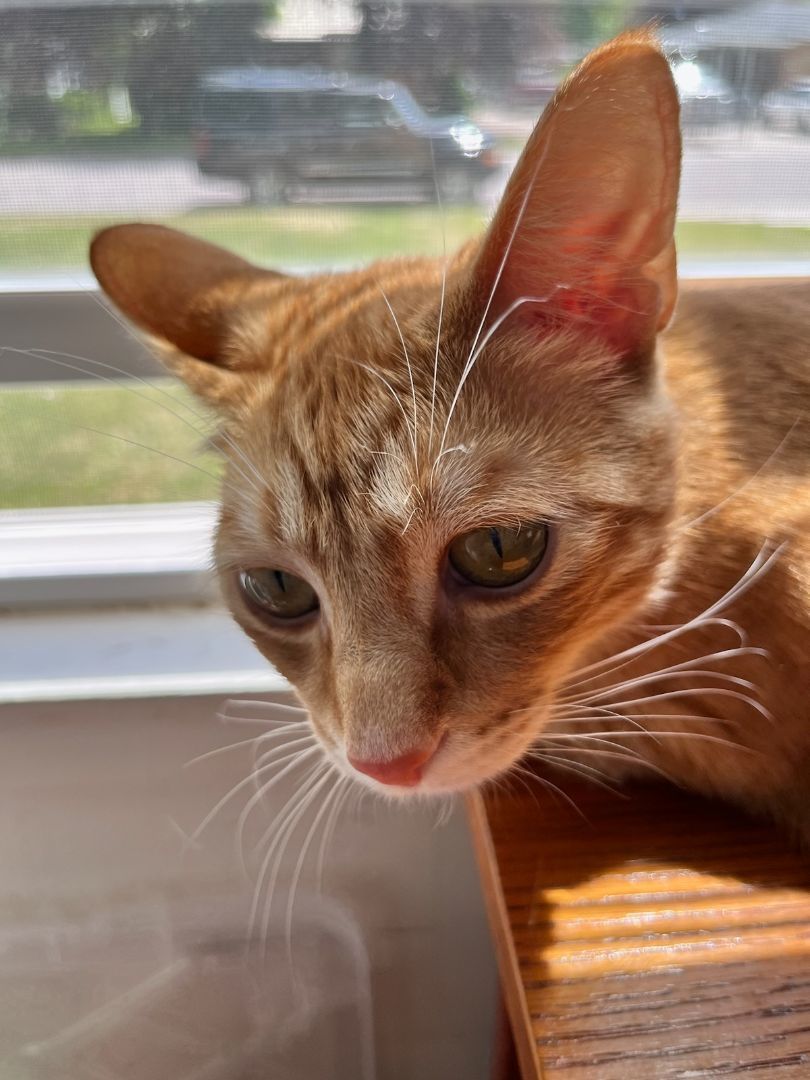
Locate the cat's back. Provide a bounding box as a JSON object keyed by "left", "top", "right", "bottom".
{"left": 664, "top": 277, "right": 810, "bottom": 586}
{"left": 664, "top": 279, "right": 810, "bottom": 472}
{"left": 668, "top": 278, "right": 810, "bottom": 401}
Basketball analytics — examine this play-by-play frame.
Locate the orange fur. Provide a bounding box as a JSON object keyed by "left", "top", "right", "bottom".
{"left": 90, "top": 32, "right": 810, "bottom": 833}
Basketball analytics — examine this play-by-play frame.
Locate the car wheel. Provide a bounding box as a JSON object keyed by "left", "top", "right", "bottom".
{"left": 436, "top": 167, "right": 477, "bottom": 205}
{"left": 249, "top": 168, "right": 288, "bottom": 206}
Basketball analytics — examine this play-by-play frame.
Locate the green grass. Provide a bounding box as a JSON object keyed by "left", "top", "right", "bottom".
{"left": 0, "top": 206, "right": 485, "bottom": 273}
{"left": 1, "top": 207, "right": 807, "bottom": 274}
{"left": 675, "top": 221, "right": 810, "bottom": 261}
{"left": 0, "top": 380, "right": 221, "bottom": 509}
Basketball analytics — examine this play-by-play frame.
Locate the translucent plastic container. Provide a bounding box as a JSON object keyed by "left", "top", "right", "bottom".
{"left": 0, "top": 893, "right": 374, "bottom": 1080}
{"left": 0, "top": 696, "right": 496, "bottom": 1079}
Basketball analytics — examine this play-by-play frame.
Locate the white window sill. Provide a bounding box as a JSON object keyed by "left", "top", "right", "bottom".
{"left": 0, "top": 503, "right": 288, "bottom": 702}
{"left": 0, "top": 502, "right": 217, "bottom": 609}
{"left": 0, "top": 603, "right": 286, "bottom": 704}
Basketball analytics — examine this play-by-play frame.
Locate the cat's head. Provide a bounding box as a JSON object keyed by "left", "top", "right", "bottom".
{"left": 91, "top": 31, "right": 681, "bottom": 795}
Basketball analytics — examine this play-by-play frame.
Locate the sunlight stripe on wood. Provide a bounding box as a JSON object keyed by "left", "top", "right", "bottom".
{"left": 468, "top": 782, "right": 810, "bottom": 1077}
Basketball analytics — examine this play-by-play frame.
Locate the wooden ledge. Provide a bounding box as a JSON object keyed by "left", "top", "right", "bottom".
{"left": 467, "top": 783, "right": 810, "bottom": 1078}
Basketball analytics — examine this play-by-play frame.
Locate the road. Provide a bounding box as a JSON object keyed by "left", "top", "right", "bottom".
{"left": 1, "top": 128, "right": 809, "bottom": 225}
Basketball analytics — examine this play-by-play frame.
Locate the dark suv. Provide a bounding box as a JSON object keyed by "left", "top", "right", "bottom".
{"left": 195, "top": 66, "right": 497, "bottom": 204}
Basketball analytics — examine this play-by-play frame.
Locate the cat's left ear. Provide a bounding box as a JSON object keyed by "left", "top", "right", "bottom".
{"left": 470, "top": 30, "right": 681, "bottom": 359}
{"left": 91, "top": 224, "right": 285, "bottom": 407}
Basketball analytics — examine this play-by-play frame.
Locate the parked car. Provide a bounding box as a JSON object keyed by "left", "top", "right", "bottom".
{"left": 670, "top": 60, "right": 738, "bottom": 128}
{"left": 759, "top": 80, "right": 810, "bottom": 134}
{"left": 194, "top": 67, "right": 498, "bottom": 204}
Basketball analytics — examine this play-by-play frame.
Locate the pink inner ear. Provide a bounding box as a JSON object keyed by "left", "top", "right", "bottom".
{"left": 516, "top": 282, "right": 651, "bottom": 356}
{"left": 497, "top": 262, "right": 657, "bottom": 357}
{"left": 493, "top": 206, "right": 667, "bottom": 356}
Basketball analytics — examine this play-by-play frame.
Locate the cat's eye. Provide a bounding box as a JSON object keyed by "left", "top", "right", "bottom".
{"left": 239, "top": 569, "right": 319, "bottom": 621}
{"left": 448, "top": 523, "right": 549, "bottom": 589}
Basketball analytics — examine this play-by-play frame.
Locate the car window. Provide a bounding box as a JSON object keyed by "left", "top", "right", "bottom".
{"left": 338, "top": 96, "right": 400, "bottom": 129}
{"left": 201, "top": 91, "right": 271, "bottom": 129}
{"left": 201, "top": 90, "right": 329, "bottom": 131}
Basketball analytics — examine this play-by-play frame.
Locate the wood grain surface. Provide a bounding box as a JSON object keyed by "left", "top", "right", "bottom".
{"left": 467, "top": 782, "right": 810, "bottom": 1079}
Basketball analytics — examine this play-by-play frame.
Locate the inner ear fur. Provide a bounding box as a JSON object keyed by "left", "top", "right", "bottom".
{"left": 471, "top": 30, "right": 681, "bottom": 356}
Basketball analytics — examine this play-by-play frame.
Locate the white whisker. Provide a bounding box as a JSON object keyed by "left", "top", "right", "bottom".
{"left": 436, "top": 292, "right": 559, "bottom": 465}
{"left": 183, "top": 722, "right": 306, "bottom": 768}
{"left": 352, "top": 361, "right": 418, "bottom": 465}
{"left": 585, "top": 687, "right": 773, "bottom": 722}
{"left": 189, "top": 736, "right": 315, "bottom": 844}
{"left": 254, "top": 766, "right": 335, "bottom": 953}
{"left": 428, "top": 139, "right": 448, "bottom": 455}
{"left": 284, "top": 772, "right": 345, "bottom": 964}
{"left": 435, "top": 124, "right": 556, "bottom": 461}
{"left": 562, "top": 541, "right": 782, "bottom": 690}
{"left": 543, "top": 729, "right": 759, "bottom": 755}
{"left": 247, "top": 759, "right": 332, "bottom": 942}
{"left": 682, "top": 418, "right": 801, "bottom": 532}
{"left": 531, "top": 752, "right": 628, "bottom": 797}
{"left": 315, "top": 775, "right": 355, "bottom": 889}
{"left": 508, "top": 762, "right": 589, "bottom": 822}
{"left": 531, "top": 742, "right": 675, "bottom": 780}
{"left": 560, "top": 661, "right": 765, "bottom": 708}
{"left": 548, "top": 711, "right": 739, "bottom": 728}
{"left": 378, "top": 284, "right": 418, "bottom": 461}
{"left": 235, "top": 750, "right": 323, "bottom": 880}
{"left": 222, "top": 698, "right": 309, "bottom": 719}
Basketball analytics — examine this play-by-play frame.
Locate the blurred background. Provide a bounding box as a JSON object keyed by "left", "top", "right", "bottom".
{"left": 1, "top": 0, "right": 808, "bottom": 511}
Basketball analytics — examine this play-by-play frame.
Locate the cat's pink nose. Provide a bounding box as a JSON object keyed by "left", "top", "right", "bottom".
{"left": 348, "top": 742, "right": 439, "bottom": 787}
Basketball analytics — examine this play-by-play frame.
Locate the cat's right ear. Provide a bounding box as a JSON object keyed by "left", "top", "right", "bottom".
{"left": 90, "top": 224, "right": 285, "bottom": 407}
{"left": 468, "top": 30, "right": 681, "bottom": 362}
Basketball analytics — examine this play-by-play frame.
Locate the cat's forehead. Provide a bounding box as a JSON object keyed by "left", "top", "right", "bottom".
{"left": 222, "top": 287, "right": 668, "bottom": 564}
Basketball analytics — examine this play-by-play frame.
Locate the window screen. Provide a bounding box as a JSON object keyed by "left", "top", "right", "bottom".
{"left": 1, "top": 0, "right": 808, "bottom": 511}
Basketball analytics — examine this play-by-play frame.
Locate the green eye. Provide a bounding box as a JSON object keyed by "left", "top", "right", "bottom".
{"left": 448, "top": 523, "right": 549, "bottom": 589}
{"left": 239, "top": 569, "right": 319, "bottom": 620}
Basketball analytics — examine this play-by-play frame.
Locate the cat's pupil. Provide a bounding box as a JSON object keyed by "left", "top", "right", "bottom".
{"left": 449, "top": 523, "right": 549, "bottom": 589}
{"left": 239, "top": 568, "right": 319, "bottom": 620}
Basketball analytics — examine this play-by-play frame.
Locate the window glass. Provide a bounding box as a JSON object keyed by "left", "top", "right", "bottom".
{"left": 1, "top": 0, "right": 808, "bottom": 510}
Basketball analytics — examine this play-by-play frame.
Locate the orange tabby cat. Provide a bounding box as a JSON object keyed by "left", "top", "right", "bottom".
{"left": 90, "top": 32, "right": 810, "bottom": 834}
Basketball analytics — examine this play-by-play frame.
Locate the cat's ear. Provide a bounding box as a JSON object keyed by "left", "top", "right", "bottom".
{"left": 471, "top": 30, "right": 680, "bottom": 358}
{"left": 90, "top": 224, "right": 284, "bottom": 406}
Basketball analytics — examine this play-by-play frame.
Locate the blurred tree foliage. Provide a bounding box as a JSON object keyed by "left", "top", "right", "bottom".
{"left": 562, "top": 0, "right": 634, "bottom": 50}
{"left": 0, "top": 4, "right": 266, "bottom": 140}
{"left": 0, "top": 1, "right": 622, "bottom": 142}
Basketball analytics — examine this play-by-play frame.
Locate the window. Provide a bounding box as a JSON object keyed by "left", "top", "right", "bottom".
{"left": 1, "top": 0, "right": 808, "bottom": 518}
